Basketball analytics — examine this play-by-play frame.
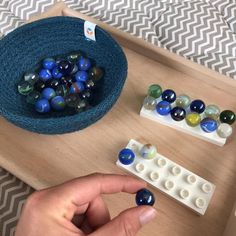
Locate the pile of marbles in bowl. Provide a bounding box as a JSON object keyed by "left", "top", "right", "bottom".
{"left": 17, "top": 51, "right": 104, "bottom": 115}
{"left": 140, "top": 84, "right": 235, "bottom": 145}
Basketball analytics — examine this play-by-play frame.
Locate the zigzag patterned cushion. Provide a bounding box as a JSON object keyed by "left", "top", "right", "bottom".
{"left": 0, "top": 0, "right": 236, "bottom": 79}
{"left": 0, "top": 167, "right": 34, "bottom": 236}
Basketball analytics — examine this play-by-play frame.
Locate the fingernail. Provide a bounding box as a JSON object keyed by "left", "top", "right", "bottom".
{"left": 139, "top": 207, "right": 157, "bottom": 225}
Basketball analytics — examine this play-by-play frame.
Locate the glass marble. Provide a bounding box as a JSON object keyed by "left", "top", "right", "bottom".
{"left": 185, "top": 112, "right": 201, "bottom": 127}
{"left": 219, "top": 110, "right": 236, "bottom": 125}
{"left": 24, "top": 72, "right": 39, "bottom": 84}
{"left": 143, "top": 96, "right": 157, "bottom": 110}
{"left": 140, "top": 144, "right": 157, "bottom": 160}
{"left": 147, "top": 84, "right": 162, "bottom": 99}
{"left": 51, "top": 96, "right": 66, "bottom": 111}
{"left": 75, "top": 71, "right": 88, "bottom": 82}
{"left": 56, "top": 84, "right": 70, "bottom": 97}
{"left": 81, "top": 90, "right": 93, "bottom": 101}
{"left": 70, "top": 64, "right": 79, "bottom": 75}
{"left": 85, "top": 79, "right": 96, "bottom": 90}
{"left": 26, "top": 91, "right": 41, "bottom": 105}
{"left": 43, "top": 58, "right": 56, "bottom": 70}
{"left": 175, "top": 94, "right": 191, "bottom": 108}
{"left": 200, "top": 118, "right": 218, "bottom": 133}
{"left": 52, "top": 67, "right": 63, "bottom": 79}
{"left": 156, "top": 100, "right": 171, "bottom": 116}
{"left": 70, "top": 82, "right": 85, "bottom": 94}
{"left": 42, "top": 88, "right": 56, "bottom": 100}
{"left": 161, "top": 89, "right": 176, "bottom": 103}
{"left": 34, "top": 80, "right": 46, "bottom": 92}
{"left": 58, "top": 60, "right": 72, "bottom": 75}
{"left": 77, "top": 57, "right": 91, "bottom": 71}
{"left": 204, "top": 105, "right": 220, "bottom": 120}
{"left": 118, "top": 148, "right": 135, "bottom": 165}
{"left": 47, "top": 79, "right": 60, "bottom": 90}
{"left": 135, "top": 188, "right": 155, "bottom": 206}
{"left": 18, "top": 81, "right": 34, "bottom": 96}
{"left": 61, "top": 76, "right": 74, "bottom": 87}
{"left": 67, "top": 51, "right": 83, "bottom": 63}
{"left": 170, "top": 107, "right": 186, "bottom": 121}
{"left": 65, "top": 93, "right": 81, "bottom": 108}
{"left": 190, "top": 99, "right": 205, "bottom": 114}
{"left": 217, "top": 123, "right": 233, "bottom": 138}
{"left": 74, "top": 99, "right": 88, "bottom": 113}
{"left": 89, "top": 67, "right": 104, "bottom": 82}
{"left": 39, "top": 69, "right": 52, "bottom": 82}
{"left": 35, "top": 98, "right": 51, "bottom": 113}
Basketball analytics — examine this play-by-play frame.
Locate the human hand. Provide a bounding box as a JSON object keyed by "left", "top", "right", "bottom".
{"left": 15, "top": 173, "right": 157, "bottom": 236}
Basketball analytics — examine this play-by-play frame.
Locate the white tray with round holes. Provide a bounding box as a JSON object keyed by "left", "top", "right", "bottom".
{"left": 116, "top": 139, "right": 216, "bottom": 215}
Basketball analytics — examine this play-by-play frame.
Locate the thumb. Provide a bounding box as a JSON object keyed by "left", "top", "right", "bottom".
{"left": 89, "top": 206, "right": 156, "bottom": 236}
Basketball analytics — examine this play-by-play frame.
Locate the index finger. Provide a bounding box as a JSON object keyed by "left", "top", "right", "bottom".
{"left": 56, "top": 173, "right": 146, "bottom": 206}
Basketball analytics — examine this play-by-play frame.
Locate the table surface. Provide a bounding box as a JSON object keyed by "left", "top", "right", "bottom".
{"left": 0, "top": 47, "right": 236, "bottom": 236}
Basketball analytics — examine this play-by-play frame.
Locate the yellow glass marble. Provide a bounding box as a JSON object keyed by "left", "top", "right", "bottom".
{"left": 185, "top": 112, "right": 201, "bottom": 127}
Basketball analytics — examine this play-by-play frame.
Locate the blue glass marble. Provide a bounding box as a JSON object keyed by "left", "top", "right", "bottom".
{"left": 35, "top": 99, "right": 51, "bottom": 113}
{"left": 170, "top": 107, "right": 186, "bottom": 121}
{"left": 39, "top": 69, "right": 52, "bottom": 82}
{"left": 43, "top": 58, "right": 56, "bottom": 70}
{"left": 75, "top": 71, "right": 89, "bottom": 82}
{"left": 161, "top": 89, "right": 176, "bottom": 103}
{"left": 70, "top": 82, "right": 85, "bottom": 94}
{"left": 118, "top": 148, "right": 135, "bottom": 165}
{"left": 135, "top": 188, "right": 155, "bottom": 206}
{"left": 77, "top": 57, "right": 91, "bottom": 71}
{"left": 41, "top": 88, "right": 56, "bottom": 100}
{"left": 190, "top": 99, "right": 205, "bottom": 114}
{"left": 58, "top": 60, "right": 72, "bottom": 75}
{"left": 52, "top": 67, "right": 63, "bottom": 79}
{"left": 51, "top": 96, "right": 66, "bottom": 111}
{"left": 156, "top": 100, "right": 171, "bottom": 116}
{"left": 200, "top": 118, "right": 218, "bottom": 133}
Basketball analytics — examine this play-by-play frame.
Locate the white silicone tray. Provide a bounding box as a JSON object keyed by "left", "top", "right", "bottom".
{"left": 116, "top": 139, "right": 216, "bottom": 215}
{"left": 140, "top": 98, "right": 226, "bottom": 146}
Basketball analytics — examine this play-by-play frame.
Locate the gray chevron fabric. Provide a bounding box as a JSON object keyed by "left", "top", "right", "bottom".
{"left": 0, "top": 167, "right": 34, "bottom": 236}
{"left": 0, "top": 0, "right": 236, "bottom": 79}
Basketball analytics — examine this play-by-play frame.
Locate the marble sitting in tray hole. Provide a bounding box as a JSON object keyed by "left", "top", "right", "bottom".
{"left": 201, "top": 183, "right": 212, "bottom": 193}
{"left": 187, "top": 174, "right": 197, "bottom": 184}
{"left": 164, "top": 180, "right": 175, "bottom": 190}
{"left": 195, "top": 197, "right": 206, "bottom": 209}
{"left": 149, "top": 171, "right": 159, "bottom": 181}
{"left": 179, "top": 189, "right": 190, "bottom": 199}
{"left": 156, "top": 158, "right": 167, "bottom": 167}
{"left": 135, "top": 162, "right": 145, "bottom": 172}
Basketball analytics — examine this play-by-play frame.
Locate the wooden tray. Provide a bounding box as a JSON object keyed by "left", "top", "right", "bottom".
{"left": 0, "top": 4, "right": 236, "bottom": 236}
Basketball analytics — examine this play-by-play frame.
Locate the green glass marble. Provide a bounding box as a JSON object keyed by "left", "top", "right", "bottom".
{"left": 220, "top": 110, "right": 236, "bottom": 125}
{"left": 147, "top": 84, "right": 162, "bottom": 99}
{"left": 18, "top": 81, "right": 34, "bottom": 96}
{"left": 56, "top": 84, "right": 70, "bottom": 97}
{"left": 143, "top": 96, "right": 157, "bottom": 110}
{"left": 89, "top": 67, "right": 104, "bottom": 81}
{"left": 204, "top": 105, "right": 220, "bottom": 120}
{"left": 175, "top": 94, "right": 191, "bottom": 108}
{"left": 185, "top": 112, "right": 201, "bottom": 127}
{"left": 26, "top": 91, "right": 41, "bottom": 105}
{"left": 67, "top": 51, "right": 83, "bottom": 63}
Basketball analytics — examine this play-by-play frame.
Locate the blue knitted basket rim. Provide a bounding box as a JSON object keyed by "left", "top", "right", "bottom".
{"left": 0, "top": 16, "right": 128, "bottom": 134}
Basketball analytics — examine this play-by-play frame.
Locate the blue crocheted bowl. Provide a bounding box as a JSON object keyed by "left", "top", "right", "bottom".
{"left": 0, "top": 17, "right": 127, "bottom": 134}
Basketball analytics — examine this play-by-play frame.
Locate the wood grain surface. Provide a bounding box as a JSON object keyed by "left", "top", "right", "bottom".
{"left": 0, "top": 47, "right": 236, "bottom": 236}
